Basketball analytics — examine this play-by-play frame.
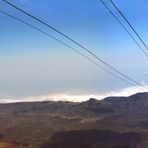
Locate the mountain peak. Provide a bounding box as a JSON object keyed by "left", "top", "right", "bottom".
{"left": 88, "top": 98, "right": 98, "bottom": 103}
{"left": 130, "top": 92, "right": 148, "bottom": 98}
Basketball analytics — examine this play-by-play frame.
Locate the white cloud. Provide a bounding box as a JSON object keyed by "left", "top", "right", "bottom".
{"left": 0, "top": 85, "right": 147, "bottom": 103}
{"left": 108, "top": 86, "right": 147, "bottom": 97}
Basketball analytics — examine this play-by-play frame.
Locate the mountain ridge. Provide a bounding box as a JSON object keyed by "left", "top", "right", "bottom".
{"left": 0, "top": 92, "right": 148, "bottom": 147}
{"left": 0, "top": 92, "right": 148, "bottom": 116}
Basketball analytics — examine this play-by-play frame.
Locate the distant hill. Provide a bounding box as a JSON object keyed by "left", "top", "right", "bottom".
{"left": 0, "top": 92, "right": 148, "bottom": 116}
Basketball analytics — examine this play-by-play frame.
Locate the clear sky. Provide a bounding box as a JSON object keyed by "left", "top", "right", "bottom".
{"left": 0, "top": 0, "right": 148, "bottom": 102}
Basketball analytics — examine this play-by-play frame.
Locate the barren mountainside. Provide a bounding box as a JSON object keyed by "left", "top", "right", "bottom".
{"left": 0, "top": 92, "right": 148, "bottom": 115}
{"left": 0, "top": 92, "right": 148, "bottom": 148}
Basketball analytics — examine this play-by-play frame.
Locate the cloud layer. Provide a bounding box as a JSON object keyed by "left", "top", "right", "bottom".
{"left": 0, "top": 85, "right": 147, "bottom": 103}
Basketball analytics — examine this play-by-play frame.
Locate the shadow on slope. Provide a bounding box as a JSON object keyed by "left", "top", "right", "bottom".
{"left": 41, "top": 129, "right": 141, "bottom": 148}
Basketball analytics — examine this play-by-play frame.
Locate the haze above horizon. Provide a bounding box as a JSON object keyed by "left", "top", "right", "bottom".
{"left": 0, "top": 0, "right": 148, "bottom": 102}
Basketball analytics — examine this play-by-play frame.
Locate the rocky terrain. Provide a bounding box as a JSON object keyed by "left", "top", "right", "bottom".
{"left": 0, "top": 92, "right": 148, "bottom": 147}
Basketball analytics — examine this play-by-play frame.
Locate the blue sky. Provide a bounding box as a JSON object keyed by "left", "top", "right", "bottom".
{"left": 0, "top": 0, "right": 148, "bottom": 102}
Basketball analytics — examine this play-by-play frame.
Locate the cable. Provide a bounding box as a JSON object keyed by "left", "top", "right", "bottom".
{"left": 0, "top": 9, "right": 140, "bottom": 90}
{"left": 110, "top": 0, "right": 148, "bottom": 53}
{"left": 98, "top": 0, "right": 148, "bottom": 59}
{"left": 1, "top": 0, "right": 147, "bottom": 91}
